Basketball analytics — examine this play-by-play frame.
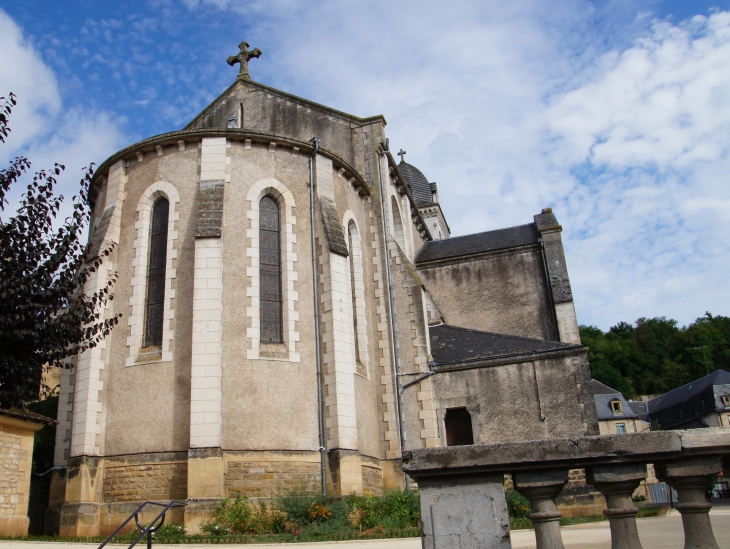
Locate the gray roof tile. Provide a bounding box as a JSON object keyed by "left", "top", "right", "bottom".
{"left": 416, "top": 223, "right": 540, "bottom": 264}
{"left": 429, "top": 324, "right": 579, "bottom": 366}
{"left": 398, "top": 162, "right": 434, "bottom": 206}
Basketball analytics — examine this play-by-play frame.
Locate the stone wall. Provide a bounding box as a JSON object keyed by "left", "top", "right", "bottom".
{"left": 417, "top": 247, "right": 555, "bottom": 341}
{"left": 0, "top": 427, "right": 26, "bottom": 517}
{"left": 103, "top": 458, "right": 187, "bottom": 503}
{"left": 0, "top": 414, "right": 46, "bottom": 536}
{"left": 224, "top": 452, "right": 321, "bottom": 498}
{"left": 361, "top": 456, "right": 384, "bottom": 495}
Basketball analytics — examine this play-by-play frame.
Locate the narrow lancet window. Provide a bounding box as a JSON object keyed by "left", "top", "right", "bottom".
{"left": 145, "top": 198, "right": 169, "bottom": 347}
{"left": 348, "top": 224, "right": 360, "bottom": 362}
{"left": 260, "top": 195, "right": 282, "bottom": 343}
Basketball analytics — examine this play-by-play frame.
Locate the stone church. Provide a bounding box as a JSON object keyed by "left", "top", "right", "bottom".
{"left": 48, "top": 43, "right": 597, "bottom": 535}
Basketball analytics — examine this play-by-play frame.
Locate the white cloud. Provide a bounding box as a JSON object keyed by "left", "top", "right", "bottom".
{"left": 0, "top": 10, "right": 60, "bottom": 151}
{"left": 6, "top": 1, "right": 727, "bottom": 329}
{"left": 213, "top": 1, "right": 730, "bottom": 328}
{"left": 0, "top": 9, "right": 127, "bottom": 228}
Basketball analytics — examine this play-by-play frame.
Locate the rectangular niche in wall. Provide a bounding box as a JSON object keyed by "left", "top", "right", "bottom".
{"left": 445, "top": 407, "right": 474, "bottom": 446}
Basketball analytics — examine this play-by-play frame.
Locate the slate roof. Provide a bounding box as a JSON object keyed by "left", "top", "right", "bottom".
{"left": 0, "top": 408, "right": 56, "bottom": 425}
{"left": 648, "top": 369, "right": 730, "bottom": 413}
{"left": 416, "top": 223, "right": 540, "bottom": 264}
{"left": 594, "top": 393, "right": 638, "bottom": 421}
{"left": 591, "top": 380, "right": 621, "bottom": 395}
{"left": 429, "top": 324, "right": 580, "bottom": 367}
{"left": 628, "top": 401, "right": 649, "bottom": 422}
{"left": 398, "top": 162, "right": 434, "bottom": 206}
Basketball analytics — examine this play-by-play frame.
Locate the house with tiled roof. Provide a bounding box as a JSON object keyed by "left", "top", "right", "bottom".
{"left": 590, "top": 380, "right": 649, "bottom": 435}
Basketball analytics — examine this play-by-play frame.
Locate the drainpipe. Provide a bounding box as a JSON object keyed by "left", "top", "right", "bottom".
{"left": 376, "top": 140, "right": 409, "bottom": 491}
{"left": 309, "top": 137, "right": 327, "bottom": 494}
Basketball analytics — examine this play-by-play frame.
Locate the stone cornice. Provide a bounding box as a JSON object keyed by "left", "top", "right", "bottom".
{"left": 89, "top": 129, "right": 372, "bottom": 204}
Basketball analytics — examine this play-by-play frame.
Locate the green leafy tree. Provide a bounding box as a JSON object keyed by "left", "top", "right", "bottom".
{"left": 0, "top": 93, "right": 120, "bottom": 409}
{"left": 581, "top": 312, "right": 730, "bottom": 398}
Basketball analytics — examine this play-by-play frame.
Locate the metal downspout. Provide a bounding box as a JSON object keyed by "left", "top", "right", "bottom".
{"left": 309, "top": 137, "right": 327, "bottom": 494}
{"left": 376, "top": 141, "right": 409, "bottom": 491}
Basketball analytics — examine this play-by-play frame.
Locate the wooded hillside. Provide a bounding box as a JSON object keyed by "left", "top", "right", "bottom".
{"left": 580, "top": 313, "right": 730, "bottom": 398}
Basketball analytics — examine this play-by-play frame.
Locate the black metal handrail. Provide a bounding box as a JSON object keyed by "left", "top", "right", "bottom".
{"left": 97, "top": 500, "right": 187, "bottom": 549}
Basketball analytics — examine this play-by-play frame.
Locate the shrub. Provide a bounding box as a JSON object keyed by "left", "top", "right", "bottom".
{"left": 201, "top": 492, "right": 285, "bottom": 535}
{"left": 346, "top": 489, "right": 420, "bottom": 530}
{"left": 505, "top": 490, "right": 531, "bottom": 519}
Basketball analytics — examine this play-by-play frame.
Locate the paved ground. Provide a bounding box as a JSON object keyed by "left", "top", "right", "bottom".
{"left": 2, "top": 509, "right": 729, "bottom": 549}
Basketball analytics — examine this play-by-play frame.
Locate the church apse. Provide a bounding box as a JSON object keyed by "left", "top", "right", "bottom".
{"left": 49, "top": 39, "right": 594, "bottom": 536}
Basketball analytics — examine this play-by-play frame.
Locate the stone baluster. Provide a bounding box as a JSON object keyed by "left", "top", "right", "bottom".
{"left": 514, "top": 469, "right": 569, "bottom": 549}
{"left": 655, "top": 456, "right": 722, "bottom": 549}
{"left": 587, "top": 463, "right": 646, "bottom": 549}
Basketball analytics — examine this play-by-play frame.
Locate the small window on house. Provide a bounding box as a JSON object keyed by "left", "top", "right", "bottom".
{"left": 722, "top": 394, "right": 730, "bottom": 407}
{"left": 144, "top": 198, "right": 169, "bottom": 348}
{"left": 610, "top": 399, "right": 623, "bottom": 415}
{"left": 615, "top": 423, "right": 626, "bottom": 434}
{"left": 444, "top": 408, "right": 474, "bottom": 446}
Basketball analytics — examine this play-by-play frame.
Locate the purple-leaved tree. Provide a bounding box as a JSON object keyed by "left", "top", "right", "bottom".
{"left": 0, "top": 93, "right": 120, "bottom": 409}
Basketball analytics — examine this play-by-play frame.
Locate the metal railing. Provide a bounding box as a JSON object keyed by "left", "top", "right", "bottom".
{"left": 97, "top": 500, "right": 187, "bottom": 549}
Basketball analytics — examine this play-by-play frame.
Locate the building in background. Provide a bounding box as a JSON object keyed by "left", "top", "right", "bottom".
{"left": 648, "top": 370, "right": 730, "bottom": 430}
{"left": 591, "top": 380, "right": 649, "bottom": 434}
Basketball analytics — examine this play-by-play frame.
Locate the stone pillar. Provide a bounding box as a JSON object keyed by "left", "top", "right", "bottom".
{"left": 314, "top": 154, "right": 362, "bottom": 495}
{"left": 587, "top": 463, "right": 646, "bottom": 549}
{"left": 186, "top": 137, "right": 228, "bottom": 534}
{"left": 514, "top": 469, "right": 569, "bottom": 549}
{"left": 417, "top": 473, "right": 511, "bottom": 549}
{"left": 655, "top": 456, "right": 722, "bottom": 549}
{"left": 533, "top": 208, "right": 580, "bottom": 344}
{"left": 59, "top": 456, "right": 104, "bottom": 537}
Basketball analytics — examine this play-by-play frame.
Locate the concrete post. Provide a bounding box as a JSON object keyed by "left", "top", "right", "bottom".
{"left": 587, "top": 463, "right": 646, "bottom": 549}
{"left": 514, "top": 469, "right": 569, "bottom": 549}
{"left": 417, "top": 473, "right": 511, "bottom": 549}
{"left": 655, "top": 456, "right": 722, "bottom": 549}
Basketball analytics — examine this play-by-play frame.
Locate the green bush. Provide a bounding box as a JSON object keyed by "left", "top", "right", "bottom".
{"left": 346, "top": 490, "right": 420, "bottom": 530}
{"left": 505, "top": 490, "right": 531, "bottom": 519}
{"left": 192, "top": 486, "right": 420, "bottom": 539}
{"left": 201, "top": 493, "right": 285, "bottom": 535}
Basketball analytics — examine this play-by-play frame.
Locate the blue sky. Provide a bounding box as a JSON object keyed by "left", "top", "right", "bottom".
{"left": 1, "top": 0, "right": 729, "bottom": 330}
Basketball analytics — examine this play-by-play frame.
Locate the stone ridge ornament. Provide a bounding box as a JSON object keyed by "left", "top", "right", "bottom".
{"left": 227, "top": 41, "right": 262, "bottom": 80}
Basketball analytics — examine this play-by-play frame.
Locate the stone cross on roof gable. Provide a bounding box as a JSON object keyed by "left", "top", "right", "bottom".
{"left": 227, "top": 41, "right": 262, "bottom": 81}
{"left": 397, "top": 149, "right": 407, "bottom": 163}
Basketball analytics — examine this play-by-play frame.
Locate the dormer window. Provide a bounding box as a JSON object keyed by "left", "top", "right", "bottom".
{"left": 610, "top": 399, "right": 623, "bottom": 415}
{"left": 722, "top": 394, "right": 730, "bottom": 407}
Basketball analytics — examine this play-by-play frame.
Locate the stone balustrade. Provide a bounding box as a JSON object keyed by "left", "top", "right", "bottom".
{"left": 402, "top": 428, "right": 730, "bottom": 549}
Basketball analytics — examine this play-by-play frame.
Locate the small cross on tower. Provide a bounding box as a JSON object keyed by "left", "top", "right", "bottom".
{"left": 227, "top": 41, "right": 262, "bottom": 81}
{"left": 397, "top": 149, "right": 407, "bottom": 163}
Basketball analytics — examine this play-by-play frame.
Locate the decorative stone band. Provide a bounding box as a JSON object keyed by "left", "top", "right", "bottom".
{"left": 528, "top": 511, "right": 563, "bottom": 523}
{"left": 196, "top": 180, "right": 224, "bottom": 238}
{"left": 675, "top": 502, "right": 713, "bottom": 513}
{"left": 603, "top": 507, "right": 640, "bottom": 518}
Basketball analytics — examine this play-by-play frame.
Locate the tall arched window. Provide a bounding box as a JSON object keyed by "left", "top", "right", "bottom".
{"left": 260, "top": 195, "right": 282, "bottom": 343}
{"left": 145, "top": 198, "right": 169, "bottom": 347}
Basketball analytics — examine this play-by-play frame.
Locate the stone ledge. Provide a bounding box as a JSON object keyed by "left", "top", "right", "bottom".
{"left": 403, "top": 429, "right": 730, "bottom": 478}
